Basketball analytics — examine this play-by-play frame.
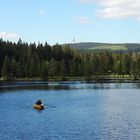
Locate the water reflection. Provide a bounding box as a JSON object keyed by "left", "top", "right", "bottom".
{"left": 35, "top": 109, "right": 44, "bottom": 114}
{"left": 0, "top": 81, "right": 140, "bottom": 90}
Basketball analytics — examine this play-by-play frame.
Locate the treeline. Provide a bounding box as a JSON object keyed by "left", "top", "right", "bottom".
{"left": 0, "top": 38, "right": 140, "bottom": 80}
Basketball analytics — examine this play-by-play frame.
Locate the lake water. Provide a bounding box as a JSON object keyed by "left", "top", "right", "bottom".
{"left": 0, "top": 82, "right": 140, "bottom": 140}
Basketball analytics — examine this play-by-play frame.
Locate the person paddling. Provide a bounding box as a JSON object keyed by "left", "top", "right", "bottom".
{"left": 34, "top": 99, "right": 44, "bottom": 110}
{"left": 35, "top": 99, "right": 43, "bottom": 105}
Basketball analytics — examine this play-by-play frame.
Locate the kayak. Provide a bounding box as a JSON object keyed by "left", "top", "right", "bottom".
{"left": 33, "top": 104, "right": 44, "bottom": 110}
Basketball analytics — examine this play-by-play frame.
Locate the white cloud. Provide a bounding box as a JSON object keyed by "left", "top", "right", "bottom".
{"left": 0, "top": 32, "right": 19, "bottom": 39}
{"left": 39, "top": 9, "right": 46, "bottom": 16}
{"left": 79, "top": 0, "right": 140, "bottom": 20}
{"left": 75, "top": 16, "right": 91, "bottom": 24}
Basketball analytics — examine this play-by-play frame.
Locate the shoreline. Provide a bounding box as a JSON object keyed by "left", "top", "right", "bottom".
{"left": 1, "top": 76, "right": 140, "bottom": 83}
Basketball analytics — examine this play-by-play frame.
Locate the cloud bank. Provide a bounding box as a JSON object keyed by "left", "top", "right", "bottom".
{"left": 79, "top": 0, "right": 140, "bottom": 20}
{"left": 0, "top": 32, "right": 19, "bottom": 39}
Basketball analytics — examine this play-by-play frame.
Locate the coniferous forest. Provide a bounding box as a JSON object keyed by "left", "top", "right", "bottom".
{"left": 0, "top": 38, "right": 140, "bottom": 80}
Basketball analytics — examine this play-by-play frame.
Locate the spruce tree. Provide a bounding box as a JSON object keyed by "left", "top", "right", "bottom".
{"left": 1, "top": 55, "right": 10, "bottom": 79}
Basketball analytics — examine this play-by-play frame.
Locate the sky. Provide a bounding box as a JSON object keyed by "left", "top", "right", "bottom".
{"left": 0, "top": 0, "right": 140, "bottom": 45}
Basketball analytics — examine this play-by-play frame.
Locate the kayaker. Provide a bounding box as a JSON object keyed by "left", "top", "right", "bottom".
{"left": 35, "top": 99, "right": 43, "bottom": 105}
{"left": 33, "top": 99, "right": 44, "bottom": 110}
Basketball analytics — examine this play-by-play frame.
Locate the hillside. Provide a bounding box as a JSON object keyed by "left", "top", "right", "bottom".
{"left": 68, "top": 42, "right": 140, "bottom": 52}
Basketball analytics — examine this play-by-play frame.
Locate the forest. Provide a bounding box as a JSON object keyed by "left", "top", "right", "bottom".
{"left": 0, "top": 38, "right": 140, "bottom": 80}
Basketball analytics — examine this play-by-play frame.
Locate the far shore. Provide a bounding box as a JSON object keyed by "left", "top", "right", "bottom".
{"left": 1, "top": 76, "right": 140, "bottom": 83}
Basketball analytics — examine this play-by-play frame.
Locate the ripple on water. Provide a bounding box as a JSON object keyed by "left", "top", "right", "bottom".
{"left": 0, "top": 83, "right": 140, "bottom": 140}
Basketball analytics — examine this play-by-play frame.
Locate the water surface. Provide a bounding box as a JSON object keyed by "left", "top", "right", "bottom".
{"left": 0, "top": 82, "right": 140, "bottom": 140}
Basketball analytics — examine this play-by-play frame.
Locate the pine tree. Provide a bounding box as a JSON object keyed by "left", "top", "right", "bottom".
{"left": 40, "top": 61, "right": 48, "bottom": 79}
{"left": 1, "top": 55, "right": 10, "bottom": 79}
{"left": 11, "top": 58, "right": 18, "bottom": 78}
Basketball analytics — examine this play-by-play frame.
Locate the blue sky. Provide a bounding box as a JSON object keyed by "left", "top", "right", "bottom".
{"left": 0, "top": 0, "right": 140, "bottom": 45}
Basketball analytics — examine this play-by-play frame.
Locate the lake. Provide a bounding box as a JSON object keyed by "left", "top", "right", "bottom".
{"left": 0, "top": 82, "right": 140, "bottom": 140}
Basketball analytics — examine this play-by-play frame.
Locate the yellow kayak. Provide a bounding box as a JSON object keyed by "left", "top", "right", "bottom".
{"left": 33, "top": 104, "right": 44, "bottom": 110}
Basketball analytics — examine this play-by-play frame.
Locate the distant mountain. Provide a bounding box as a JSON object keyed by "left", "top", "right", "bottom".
{"left": 67, "top": 42, "right": 140, "bottom": 52}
